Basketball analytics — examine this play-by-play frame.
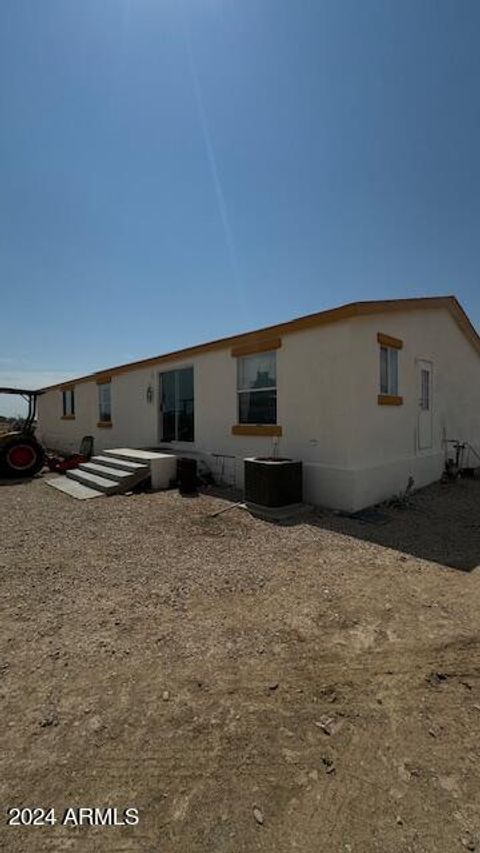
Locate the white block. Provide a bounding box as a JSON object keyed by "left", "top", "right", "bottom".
{"left": 150, "top": 454, "right": 177, "bottom": 489}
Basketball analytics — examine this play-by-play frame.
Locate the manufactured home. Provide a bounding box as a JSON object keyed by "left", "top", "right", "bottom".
{"left": 38, "top": 296, "right": 480, "bottom": 512}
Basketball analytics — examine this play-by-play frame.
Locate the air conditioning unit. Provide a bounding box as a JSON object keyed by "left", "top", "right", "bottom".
{"left": 244, "top": 457, "right": 302, "bottom": 508}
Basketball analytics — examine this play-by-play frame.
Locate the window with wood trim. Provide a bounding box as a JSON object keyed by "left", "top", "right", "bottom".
{"left": 237, "top": 351, "right": 277, "bottom": 425}
{"left": 379, "top": 346, "right": 399, "bottom": 396}
{"left": 98, "top": 382, "right": 112, "bottom": 423}
{"left": 62, "top": 389, "right": 75, "bottom": 417}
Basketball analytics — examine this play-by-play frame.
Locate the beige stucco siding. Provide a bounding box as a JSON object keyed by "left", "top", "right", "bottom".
{"left": 37, "top": 306, "right": 480, "bottom": 511}
{"left": 37, "top": 368, "right": 157, "bottom": 456}
{"left": 347, "top": 307, "right": 480, "bottom": 507}
{"left": 37, "top": 318, "right": 356, "bottom": 504}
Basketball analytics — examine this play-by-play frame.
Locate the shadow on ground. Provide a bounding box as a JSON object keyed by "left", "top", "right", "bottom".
{"left": 304, "top": 478, "right": 480, "bottom": 573}
{"left": 0, "top": 477, "right": 36, "bottom": 487}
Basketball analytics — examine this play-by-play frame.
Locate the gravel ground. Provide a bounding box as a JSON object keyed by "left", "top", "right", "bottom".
{"left": 1, "top": 474, "right": 480, "bottom": 853}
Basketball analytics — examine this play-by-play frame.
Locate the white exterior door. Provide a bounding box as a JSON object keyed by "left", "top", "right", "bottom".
{"left": 417, "top": 359, "right": 433, "bottom": 450}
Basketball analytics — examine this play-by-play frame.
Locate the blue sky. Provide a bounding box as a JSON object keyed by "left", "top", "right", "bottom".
{"left": 1, "top": 0, "right": 480, "bottom": 415}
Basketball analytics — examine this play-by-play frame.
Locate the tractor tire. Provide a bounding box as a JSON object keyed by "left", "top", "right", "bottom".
{"left": 0, "top": 436, "right": 45, "bottom": 479}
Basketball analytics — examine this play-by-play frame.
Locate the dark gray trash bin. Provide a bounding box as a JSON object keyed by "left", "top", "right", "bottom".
{"left": 177, "top": 457, "right": 197, "bottom": 495}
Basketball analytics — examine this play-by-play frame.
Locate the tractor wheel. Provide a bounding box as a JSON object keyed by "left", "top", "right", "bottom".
{"left": 0, "top": 436, "right": 45, "bottom": 479}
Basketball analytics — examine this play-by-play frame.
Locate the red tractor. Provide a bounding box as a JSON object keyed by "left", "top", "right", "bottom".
{"left": 0, "top": 388, "right": 46, "bottom": 479}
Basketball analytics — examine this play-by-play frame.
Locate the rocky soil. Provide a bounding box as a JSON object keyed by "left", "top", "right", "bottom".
{"left": 1, "top": 475, "right": 479, "bottom": 852}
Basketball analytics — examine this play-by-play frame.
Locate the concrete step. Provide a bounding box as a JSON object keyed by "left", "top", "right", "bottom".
{"left": 103, "top": 448, "right": 172, "bottom": 464}
{"left": 102, "top": 448, "right": 177, "bottom": 490}
{"left": 92, "top": 455, "right": 148, "bottom": 473}
{"left": 66, "top": 469, "right": 121, "bottom": 494}
{"left": 79, "top": 461, "right": 137, "bottom": 482}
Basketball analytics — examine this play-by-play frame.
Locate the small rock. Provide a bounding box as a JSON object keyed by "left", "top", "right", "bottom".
{"left": 396, "top": 815, "right": 403, "bottom": 825}
{"left": 253, "top": 806, "right": 264, "bottom": 825}
{"left": 314, "top": 716, "right": 334, "bottom": 735}
{"left": 461, "top": 838, "right": 476, "bottom": 851}
{"left": 314, "top": 715, "right": 343, "bottom": 736}
{"left": 320, "top": 687, "right": 337, "bottom": 703}
{"left": 427, "top": 671, "right": 448, "bottom": 686}
{"left": 268, "top": 683, "right": 279, "bottom": 692}
{"left": 162, "top": 691, "right": 170, "bottom": 701}
{"left": 39, "top": 712, "right": 59, "bottom": 728}
{"left": 89, "top": 716, "right": 104, "bottom": 733}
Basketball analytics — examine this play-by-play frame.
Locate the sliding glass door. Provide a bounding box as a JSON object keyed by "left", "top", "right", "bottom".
{"left": 159, "top": 367, "right": 194, "bottom": 442}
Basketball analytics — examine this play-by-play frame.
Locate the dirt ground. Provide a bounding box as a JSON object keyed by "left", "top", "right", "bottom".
{"left": 1, "top": 475, "right": 480, "bottom": 853}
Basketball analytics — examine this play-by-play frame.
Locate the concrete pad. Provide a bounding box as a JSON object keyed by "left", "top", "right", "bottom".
{"left": 244, "top": 501, "right": 312, "bottom": 523}
{"left": 45, "top": 477, "right": 104, "bottom": 500}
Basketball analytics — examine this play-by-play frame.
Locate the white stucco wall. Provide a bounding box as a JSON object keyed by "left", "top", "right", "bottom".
{"left": 37, "top": 319, "right": 357, "bottom": 504}
{"left": 37, "top": 368, "right": 157, "bottom": 456}
{"left": 37, "top": 306, "right": 480, "bottom": 511}
{"left": 346, "top": 307, "right": 480, "bottom": 508}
